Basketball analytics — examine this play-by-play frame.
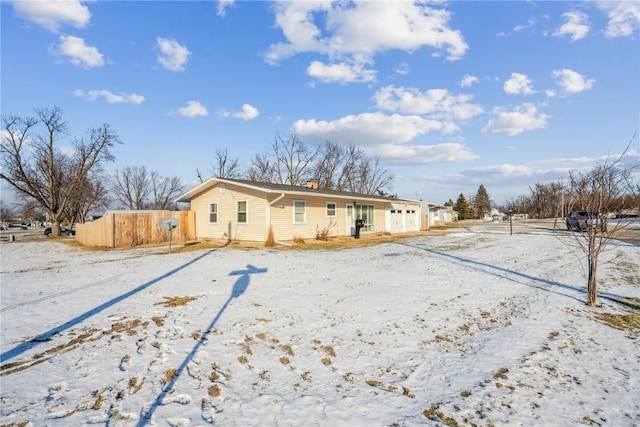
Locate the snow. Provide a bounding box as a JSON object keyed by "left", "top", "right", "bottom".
{"left": 1, "top": 224, "right": 639, "bottom": 426}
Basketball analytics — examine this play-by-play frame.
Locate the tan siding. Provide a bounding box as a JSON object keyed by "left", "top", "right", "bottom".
{"left": 188, "top": 180, "right": 421, "bottom": 242}
{"left": 191, "top": 182, "right": 268, "bottom": 242}
{"left": 268, "top": 196, "right": 346, "bottom": 241}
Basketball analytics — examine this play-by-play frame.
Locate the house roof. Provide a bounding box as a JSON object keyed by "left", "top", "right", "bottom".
{"left": 175, "top": 177, "right": 419, "bottom": 204}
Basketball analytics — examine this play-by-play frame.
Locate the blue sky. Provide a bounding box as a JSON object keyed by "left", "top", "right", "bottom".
{"left": 1, "top": 0, "right": 639, "bottom": 205}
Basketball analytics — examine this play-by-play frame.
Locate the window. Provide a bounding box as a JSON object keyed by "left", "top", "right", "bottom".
{"left": 209, "top": 203, "right": 218, "bottom": 223}
{"left": 326, "top": 202, "right": 336, "bottom": 217}
{"left": 355, "top": 204, "right": 375, "bottom": 231}
{"left": 294, "top": 200, "right": 306, "bottom": 223}
{"left": 237, "top": 201, "right": 247, "bottom": 223}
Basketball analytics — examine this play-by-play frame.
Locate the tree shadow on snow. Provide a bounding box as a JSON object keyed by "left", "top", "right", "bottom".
{"left": 0, "top": 249, "right": 218, "bottom": 363}
{"left": 137, "top": 264, "right": 267, "bottom": 426}
{"left": 395, "top": 241, "right": 634, "bottom": 306}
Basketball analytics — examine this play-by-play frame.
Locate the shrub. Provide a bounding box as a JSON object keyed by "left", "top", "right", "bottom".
{"left": 315, "top": 219, "right": 338, "bottom": 241}
{"left": 265, "top": 226, "right": 275, "bottom": 247}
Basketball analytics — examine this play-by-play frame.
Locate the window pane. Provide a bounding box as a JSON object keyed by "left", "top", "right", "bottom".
{"left": 237, "top": 201, "right": 247, "bottom": 223}
{"left": 326, "top": 202, "right": 336, "bottom": 216}
{"left": 209, "top": 203, "right": 217, "bottom": 223}
{"left": 294, "top": 201, "right": 305, "bottom": 223}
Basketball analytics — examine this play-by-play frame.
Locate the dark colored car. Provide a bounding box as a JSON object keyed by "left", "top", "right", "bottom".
{"left": 565, "top": 211, "right": 607, "bottom": 232}
{"left": 44, "top": 226, "right": 76, "bottom": 237}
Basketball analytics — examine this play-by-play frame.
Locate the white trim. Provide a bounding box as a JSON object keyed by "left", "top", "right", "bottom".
{"left": 293, "top": 200, "right": 306, "bottom": 224}
{"left": 326, "top": 201, "right": 337, "bottom": 217}
{"left": 237, "top": 200, "right": 248, "bottom": 224}
{"left": 209, "top": 202, "right": 218, "bottom": 224}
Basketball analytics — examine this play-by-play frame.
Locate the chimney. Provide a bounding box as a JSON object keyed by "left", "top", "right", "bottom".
{"left": 305, "top": 180, "right": 319, "bottom": 189}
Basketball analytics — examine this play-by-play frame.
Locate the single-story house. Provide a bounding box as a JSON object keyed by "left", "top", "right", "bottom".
{"left": 175, "top": 178, "right": 421, "bottom": 243}
{"left": 421, "top": 203, "right": 456, "bottom": 228}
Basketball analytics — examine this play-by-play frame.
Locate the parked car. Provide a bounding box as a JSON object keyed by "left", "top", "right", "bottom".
{"left": 44, "top": 226, "right": 76, "bottom": 237}
{"left": 565, "top": 211, "right": 607, "bottom": 232}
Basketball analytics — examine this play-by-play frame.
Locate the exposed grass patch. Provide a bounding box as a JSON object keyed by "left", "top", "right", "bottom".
{"left": 0, "top": 421, "right": 30, "bottom": 427}
{"left": 493, "top": 367, "right": 509, "bottom": 380}
{"left": 402, "top": 386, "right": 415, "bottom": 398}
{"left": 208, "top": 384, "right": 221, "bottom": 397}
{"left": 128, "top": 376, "right": 144, "bottom": 394}
{"left": 162, "top": 368, "right": 177, "bottom": 385}
{"left": 595, "top": 311, "right": 640, "bottom": 334}
{"left": 279, "top": 356, "right": 290, "bottom": 365}
{"left": 154, "top": 295, "right": 200, "bottom": 307}
{"left": 423, "top": 403, "right": 461, "bottom": 426}
{"left": 151, "top": 316, "right": 165, "bottom": 327}
{"left": 321, "top": 345, "right": 336, "bottom": 357}
{"left": 1, "top": 327, "right": 105, "bottom": 375}
{"left": 110, "top": 318, "right": 148, "bottom": 336}
{"left": 279, "top": 344, "right": 294, "bottom": 356}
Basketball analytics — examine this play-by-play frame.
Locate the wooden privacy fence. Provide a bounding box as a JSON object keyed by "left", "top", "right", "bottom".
{"left": 75, "top": 210, "right": 195, "bottom": 248}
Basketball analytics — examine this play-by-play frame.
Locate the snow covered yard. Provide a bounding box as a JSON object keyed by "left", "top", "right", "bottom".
{"left": 1, "top": 229, "right": 639, "bottom": 426}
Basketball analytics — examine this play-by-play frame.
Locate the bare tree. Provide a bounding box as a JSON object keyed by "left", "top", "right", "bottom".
{"left": 112, "top": 166, "right": 182, "bottom": 210}
{"left": 150, "top": 171, "right": 183, "bottom": 210}
{"left": 272, "top": 131, "right": 318, "bottom": 185}
{"left": 351, "top": 155, "right": 394, "bottom": 195}
{"left": 63, "top": 173, "right": 109, "bottom": 226}
{"left": 1, "top": 106, "right": 119, "bottom": 237}
{"left": 112, "top": 165, "right": 151, "bottom": 209}
{"left": 0, "top": 199, "right": 17, "bottom": 225}
{"left": 313, "top": 141, "right": 345, "bottom": 190}
{"left": 564, "top": 138, "right": 639, "bottom": 306}
{"left": 312, "top": 141, "right": 394, "bottom": 195}
{"left": 246, "top": 152, "right": 276, "bottom": 183}
{"left": 212, "top": 147, "right": 241, "bottom": 179}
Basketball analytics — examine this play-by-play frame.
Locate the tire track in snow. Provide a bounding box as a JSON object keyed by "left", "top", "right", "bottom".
{"left": 1, "top": 274, "right": 126, "bottom": 313}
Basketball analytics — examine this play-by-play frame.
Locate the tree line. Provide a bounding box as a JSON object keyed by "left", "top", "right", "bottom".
{"left": 201, "top": 132, "right": 394, "bottom": 195}
{"left": 1, "top": 107, "right": 394, "bottom": 236}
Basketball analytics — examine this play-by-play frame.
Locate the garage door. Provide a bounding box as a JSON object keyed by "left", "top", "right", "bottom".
{"left": 405, "top": 209, "right": 418, "bottom": 231}
{"left": 390, "top": 209, "right": 404, "bottom": 232}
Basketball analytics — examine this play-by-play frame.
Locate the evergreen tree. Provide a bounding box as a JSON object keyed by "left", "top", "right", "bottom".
{"left": 454, "top": 193, "right": 473, "bottom": 220}
{"left": 473, "top": 184, "right": 491, "bottom": 219}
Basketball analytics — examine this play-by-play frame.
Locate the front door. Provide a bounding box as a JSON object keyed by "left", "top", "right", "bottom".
{"left": 346, "top": 203, "right": 354, "bottom": 236}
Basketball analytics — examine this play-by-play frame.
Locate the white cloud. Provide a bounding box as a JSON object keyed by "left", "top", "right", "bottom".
{"left": 481, "top": 103, "right": 549, "bottom": 136}
{"left": 217, "top": 0, "right": 234, "bottom": 17}
{"left": 74, "top": 89, "right": 144, "bottom": 104}
{"left": 293, "top": 111, "right": 455, "bottom": 149}
{"left": 497, "top": 18, "right": 536, "bottom": 37}
{"left": 553, "top": 11, "right": 590, "bottom": 41}
{"left": 460, "top": 74, "right": 479, "bottom": 88}
{"left": 293, "top": 111, "right": 476, "bottom": 165}
{"left": 264, "top": 2, "right": 468, "bottom": 70}
{"left": 51, "top": 35, "right": 104, "bottom": 68}
{"left": 156, "top": 37, "right": 191, "bottom": 72}
{"left": 374, "top": 86, "right": 483, "bottom": 121}
{"left": 596, "top": 1, "right": 640, "bottom": 37}
{"left": 513, "top": 18, "right": 536, "bottom": 33}
{"left": 176, "top": 101, "right": 208, "bottom": 118}
{"left": 375, "top": 142, "right": 477, "bottom": 164}
{"left": 504, "top": 73, "right": 535, "bottom": 95}
{"left": 394, "top": 62, "right": 410, "bottom": 75}
{"left": 306, "top": 60, "right": 377, "bottom": 84}
{"left": 552, "top": 69, "right": 595, "bottom": 94}
{"left": 13, "top": 0, "right": 91, "bottom": 32}
{"left": 221, "top": 104, "right": 259, "bottom": 120}
{"left": 463, "top": 163, "right": 537, "bottom": 178}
